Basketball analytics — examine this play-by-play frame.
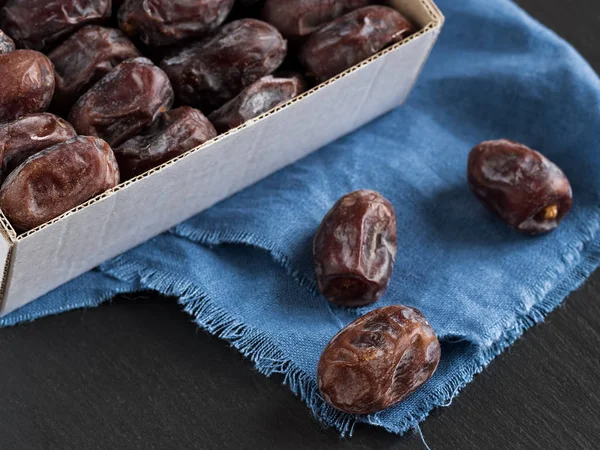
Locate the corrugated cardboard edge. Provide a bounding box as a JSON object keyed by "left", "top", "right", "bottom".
{"left": 0, "top": 0, "right": 444, "bottom": 311}
{"left": 0, "top": 218, "right": 14, "bottom": 315}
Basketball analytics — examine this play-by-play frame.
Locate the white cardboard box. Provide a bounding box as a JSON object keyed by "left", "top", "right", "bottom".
{"left": 0, "top": 0, "right": 444, "bottom": 316}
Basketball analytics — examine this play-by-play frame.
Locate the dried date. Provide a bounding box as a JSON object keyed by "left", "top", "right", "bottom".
{"left": 118, "top": 0, "right": 235, "bottom": 47}
{"left": 0, "top": 136, "right": 120, "bottom": 232}
{"left": 299, "top": 6, "right": 414, "bottom": 82}
{"left": 467, "top": 139, "right": 573, "bottom": 234}
{"left": 0, "top": 113, "right": 77, "bottom": 181}
{"left": 69, "top": 57, "right": 174, "bottom": 147}
{"left": 318, "top": 305, "right": 441, "bottom": 415}
{"left": 262, "top": 0, "right": 370, "bottom": 40}
{"left": 0, "top": 50, "right": 55, "bottom": 124}
{"left": 208, "top": 74, "right": 306, "bottom": 133}
{"left": 114, "top": 106, "right": 217, "bottom": 180}
{"left": 313, "top": 190, "right": 397, "bottom": 307}
{"left": 0, "top": 0, "right": 112, "bottom": 51}
{"left": 0, "top": 29, "right": 15, "bottom": 54}
{"left": 161, "top": 19, "right": 287, "bottom": 112}
{"left": 49, "top": 26, "right": 141, "bottom": 116}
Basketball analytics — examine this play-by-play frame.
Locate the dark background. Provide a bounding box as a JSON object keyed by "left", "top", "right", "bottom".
{"left": 1, "top": 1, "right": 599, "bottom": 449}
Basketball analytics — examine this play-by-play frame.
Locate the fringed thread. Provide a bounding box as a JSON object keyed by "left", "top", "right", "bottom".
{"left": 100, "top": 216, "right": 600, "bottom": 436}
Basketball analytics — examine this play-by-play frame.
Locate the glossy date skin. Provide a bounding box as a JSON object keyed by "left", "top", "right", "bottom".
{"left": 161, "top": 19, "right": 287, "bottom": 112}
{"left": 313, "top": 190, "right": 397, "bottom": 307}
{"left": 49, "top": 26, "right": 141, "bottom": 115}
{"left": 0, "top": 113, "right": 77, "bottom": 181}
{"left": 0, "top": 0, "right": 112, "bottom": 51}
{"left": 468, "top": 140, "right": 573, "bottom": 235}
{"left": 0, "top": 29, "right": 15, "bottom": 54}
{"left": 318, "top": 305, "right": 441, "bottom": 415}
{"left": 69, "top": 57, "right": 174, "bottom": 147}
{"left": 300, "top": 6, "right": 414, "bottom": 82}
{"left": 119, "top": 0, "right": 235, "bottom": 47}
{"left": 0, "top": 50, "right": 55, "bottom": 124}
{"left": 114, "top": 106, "right": 217, "bottom": 180}
{"left": 0, "top": 136, "right": 120, "bottom": 232}
{"left": 262, "top": 0, "right": 370, "bottom": 40}
{"left": 208, "top": 73, "right": 306, "bottom": 133}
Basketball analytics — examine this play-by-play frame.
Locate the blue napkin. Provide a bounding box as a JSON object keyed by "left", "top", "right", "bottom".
{"left": 2, "top": 0, "right": 599, "bottom": 436}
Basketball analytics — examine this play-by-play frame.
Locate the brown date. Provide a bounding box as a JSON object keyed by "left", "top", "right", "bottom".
{"left": 318, "top": 305, "right": 441, "bottom": 415}
{"left": 0, "top": 0, "right": 112, "bottom": 52}
{"left": 0, "top": 113, "right": 77, "bottom": 181}
{"left": 69, "top": 57, "right": 174, "bottom": 147}
{"left": 118, "top": 0, "right": 235, "bottom": 47}
{"left": 299, "top": 6, "right": 414, "bottom": 82}
{"left": 0, "top": 29, "right": 15, "bottom": 54}
{"left": 467, "top": 139, "right": 573, "bottom": 235}
{"left": 114, "top": 106, "right": 217, "bottom": 180}
{"left": 208, "top": 74, "right": 306, "bottom": 133}
{"left": 0, "top": 50, "right": 55, "bottom": 124}
{"left": 0, "top": 136, "right": 120, "bottom": 232}
{"left": 313, "top": 190, "right": 397, "bottom": 307}
{"left": 262, "top": 0, "right": 370, "bottom": 40}
{"left": 49, "top": 26, "right": 141, "bottom": 116}
{"left": 161, "top": 19, "right": 287, "bottom": 112}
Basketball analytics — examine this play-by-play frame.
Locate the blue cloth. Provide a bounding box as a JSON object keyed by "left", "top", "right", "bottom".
{"left": 3, "top": 0, "right": 600, "bottom": 436}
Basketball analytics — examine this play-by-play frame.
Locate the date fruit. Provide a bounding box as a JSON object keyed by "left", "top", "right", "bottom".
{"left": 0, "top": 136, "right": 120, "bottom": 232}
{"left": 69, "top": 57, "right": 174, "bottom": 147}
{"left": 114, "top": 106, "right": 217, "bottom": 180}
{"left": 208, "top": 74, "right": 306, "bottom": 133}
{"left": 467, "top": 139, "right": 573, "bottom": 234}
{"left": 262, "top": 0, "right": 370, "bottom": 40}
{"left": 0, "top": 50, "right": 55, "bottom": 124}
{"left": 299, "top": 6, "right": 414, "bottom": 82}
{"left": 161, "top": 19, "right": 287, "bottom": 112}
{"left": 318, "top": 305, "right": 441, "bottom": 415}
{"left": 0, "top": 29, "right": 15, "bottom": 54}
{"left": 118, "top": 0, "right": 235, "bottom": 47}
{"left": 0, "top": 0, "right": 112, "bottom": 51}
{"left": 0, "top": 113, "right": 77, "bottom": 181}
{"left": 49, "top": 26, "right": 141, "bottom": 115}
{"left": 313, "top": 190, "right": 397, "bottom": 307}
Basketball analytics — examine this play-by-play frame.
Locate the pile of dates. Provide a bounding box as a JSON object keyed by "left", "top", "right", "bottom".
{"left": 0, "top": 0, "right": 416, "bottom": 232}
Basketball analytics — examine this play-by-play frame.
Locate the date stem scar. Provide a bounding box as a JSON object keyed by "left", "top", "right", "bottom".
{"left": 542, "top": 204, "right": 558, "bottom": 221}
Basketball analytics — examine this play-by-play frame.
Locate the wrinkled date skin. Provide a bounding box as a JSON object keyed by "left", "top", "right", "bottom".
{"left": 0, "top": 29, "right": 15, "bottom": 54}
{"left": 313, "top": 190, "right": 397, "bottom": 307}
{"left": 119, "top": 0, "right": 235, "bottom": 47}
{"left": 0, "top": 113, "right": 77, "bottom": 180}
{"left": 114, "top": 106, "right": 217, "bottom": 180}
{"left": 467, "top": 139, "right": 573, "bottom": 234}
{"left": 318, "top": 305, "right": 441, "bottom": 415}
{"left": 161, "top": 19, "right": 287, "bottom": 112}
{"left": 69, "top": 57, "right": 174, "bottom": 147}
{"left": 262, "top": 0, "right": 370, "bottom": 40}
{"left": 49, "top": 26, "right": 141, "bottom": 115}
{"left": 0, "top": 136, "right": 120, "bottom": 232}
{"left": 208, "top": 73, "right": 306, "bottom": 133}
{"left": 0, "top": 50, "right": 55, "bottom": 124}
{"left": 0, "top": 0, "right": 112, "bottom": 51}
{"left": 300, "top": 6, "right": 414, "bottom": 82}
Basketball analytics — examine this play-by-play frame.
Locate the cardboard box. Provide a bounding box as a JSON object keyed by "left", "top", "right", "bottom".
{"left": 0, "top": 0, "right": 444, "bottom": 316}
